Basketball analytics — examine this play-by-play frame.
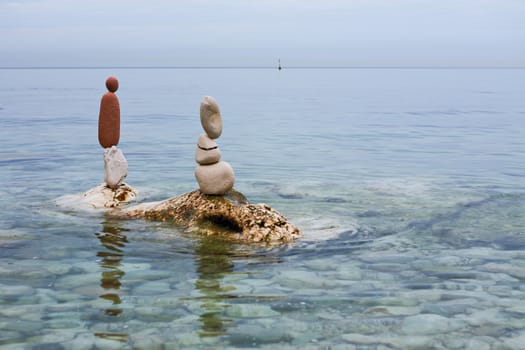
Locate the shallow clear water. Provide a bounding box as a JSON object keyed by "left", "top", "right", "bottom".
{"left": 1, "top": 67, "right": 525, "bottom": 349}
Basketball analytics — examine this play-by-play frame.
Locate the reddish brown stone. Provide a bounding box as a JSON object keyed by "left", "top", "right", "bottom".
{"left": 98, "top": 87, "right": 120, "bottom": 148}
{"left": 105, "top": 76, "right": 119, "bottom": 93}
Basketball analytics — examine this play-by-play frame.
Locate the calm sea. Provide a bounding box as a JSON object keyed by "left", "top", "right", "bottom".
{"left": 1, "top": 67, "right": 525, "bottom": 349}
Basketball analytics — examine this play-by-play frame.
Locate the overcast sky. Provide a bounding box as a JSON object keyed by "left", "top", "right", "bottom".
{"left": 1, "top": 0, "right": 524, "bottom": 67}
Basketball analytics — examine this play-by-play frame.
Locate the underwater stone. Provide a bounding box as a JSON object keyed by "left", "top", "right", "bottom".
{"left": 103, "top": 146, "right": 128, "bottom": 189}
{"left": 277, "top": 270, "right": 324, "bottom": 289}
{"left": 195, "top": 161, "right": 234, "bottom": 195}
{"left": 503, "top": 333, "right": 525, "bottom": 350}
{"left": 200, "top": 96, "right": 222, "bottom": 139}
{"left": 98, "top": 76, "right": 120, "bottom": 148}
{"left": 133, "top": 281, "right": 171, "bottom": 295}
{"left": 401, "top": 314, "right": 461, "bottom": 335}
{"left": 0, "top": 284, "right": 35, "bottom": 297}
{"left": 225, "top": 304, "right": 280, "bottom": 318}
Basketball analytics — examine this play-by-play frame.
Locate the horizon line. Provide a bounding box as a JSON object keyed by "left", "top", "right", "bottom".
{"left": 0, "top": 65, "right": 524, "bottom": 70}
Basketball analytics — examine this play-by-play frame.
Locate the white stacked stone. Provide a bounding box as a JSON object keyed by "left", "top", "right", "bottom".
{"left": 194, "top": 96, "right": 235, "bottom": 195}
{"left": 103, "top": 146, "right": 128, "bottom": 189}
{"left": 195, "top": 134, "right": 221, "bottom": 165}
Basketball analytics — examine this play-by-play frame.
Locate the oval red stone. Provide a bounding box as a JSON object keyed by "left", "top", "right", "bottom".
{"left": 98, "top": 92, "right": 120, "bottom": 148}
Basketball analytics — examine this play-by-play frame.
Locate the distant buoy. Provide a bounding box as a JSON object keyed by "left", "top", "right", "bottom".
{"left": 278, "top": 59, "right": 282, "bottom": 71}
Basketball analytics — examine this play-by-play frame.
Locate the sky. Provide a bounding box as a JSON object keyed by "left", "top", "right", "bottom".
{"left": 0, "top": 0, "right": 524, "bottom": 67}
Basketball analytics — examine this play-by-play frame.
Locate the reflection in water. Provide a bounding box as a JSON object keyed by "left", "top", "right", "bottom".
{"left": 194, "top": 236, "right": 235, "bottom": 337}
{"left": 95, "top": 221, "right": 129, "bottom": 318}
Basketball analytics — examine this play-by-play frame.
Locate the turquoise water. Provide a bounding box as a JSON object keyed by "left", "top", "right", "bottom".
{"left": 1, "top": 67, "right": 525, "bottom": 349}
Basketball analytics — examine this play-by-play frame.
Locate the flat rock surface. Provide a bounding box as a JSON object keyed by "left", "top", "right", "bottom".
{"left": 119, "top": 190, "right": 301, "bottom": 243}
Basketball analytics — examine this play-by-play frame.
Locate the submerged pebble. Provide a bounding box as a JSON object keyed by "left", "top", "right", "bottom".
{"left": 226, "top": 304, "right": 280, "bottom": 318}
{"left": 133, "top": 281, "right": 172, "bottom": 295}
{"left": 401, "top": 314, "right": 464, "bottom": 335}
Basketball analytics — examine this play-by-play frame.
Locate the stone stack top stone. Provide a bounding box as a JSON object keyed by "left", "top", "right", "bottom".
{"left": 105, "top": 76, "right": 119, "bottom": 93}
{"left": 98, "top": 76, "right": 121, "bottom": 148}
{"left": 200, "top": 96, "right": 222, "bottom": 139}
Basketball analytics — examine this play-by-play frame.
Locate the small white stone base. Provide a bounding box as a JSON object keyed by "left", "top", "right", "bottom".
{"left": 104, "top": 146, "right": 128, "bottom": 189}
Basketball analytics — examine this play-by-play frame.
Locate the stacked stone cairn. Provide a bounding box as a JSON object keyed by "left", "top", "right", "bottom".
{"left": 98, "top": 76, "right": 129, "bottom": 189}
{"left": 194, "top": 96, "right": 235, "bottom": 195}
{"left": 59, "top": 86, "right": 301, "bottom": 242}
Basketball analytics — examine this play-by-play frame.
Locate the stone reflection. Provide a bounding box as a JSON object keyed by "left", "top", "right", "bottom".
{"left": 96, "top": 220, "right": 129, "bottom": 317}
{"left": 195, "top": 236, "right": 235, "bottom": 337}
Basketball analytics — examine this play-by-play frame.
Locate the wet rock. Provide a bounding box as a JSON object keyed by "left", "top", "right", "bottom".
{"left": 195, "top": 161, "right": 234, "bottom": 195}
{"left": 120, "top": 190, "right": 301, "bottom": 243}
{"left": 80, "top": 183, "right": 137, "bottom": 209}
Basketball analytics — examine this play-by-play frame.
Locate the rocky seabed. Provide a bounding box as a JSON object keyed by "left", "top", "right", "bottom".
{"left": 1, "top": 244, "right": 525, "bottom": 349}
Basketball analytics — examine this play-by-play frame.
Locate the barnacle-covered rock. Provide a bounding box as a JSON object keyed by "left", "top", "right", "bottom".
{"left": 120, "top": 190, "right": 301, "bottom": 243}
